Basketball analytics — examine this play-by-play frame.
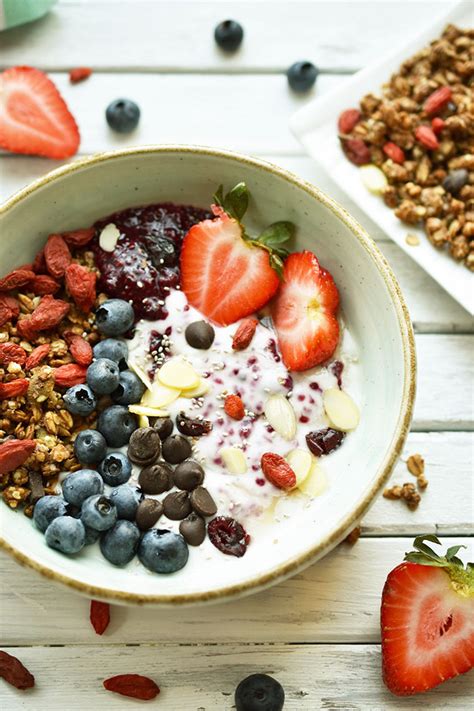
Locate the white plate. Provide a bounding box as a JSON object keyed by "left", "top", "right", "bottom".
{"left": 290, "top": 0, "right": 474, "bottom": 315}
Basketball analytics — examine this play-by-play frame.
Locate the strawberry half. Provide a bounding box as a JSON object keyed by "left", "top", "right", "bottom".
{"left": 0, "top": 66, "right": 79, "bottom": 159}
{"left": 181, "top": 183, "right": 293, "bottom": 326}
{"left": 271, "top": 250, "right": 339, "bottom": 371}
{"left": 381, "top": 535, "right": 474, "bottom": 696}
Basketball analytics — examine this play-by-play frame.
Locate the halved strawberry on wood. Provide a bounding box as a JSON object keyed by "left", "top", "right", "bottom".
{"left": 0, "top": 66, "right": 80, "bottom": 159}
{"left": 382, "top": 535, "right": 474, "bottom": 696}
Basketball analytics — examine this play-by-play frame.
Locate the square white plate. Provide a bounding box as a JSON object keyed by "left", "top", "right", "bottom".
{"left": 290, "top": 0, "right": 473, "bottom": 315}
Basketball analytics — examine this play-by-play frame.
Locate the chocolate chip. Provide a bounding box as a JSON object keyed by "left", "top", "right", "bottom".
{"left": 173, "top": 459, "right": 205, "bottom": 491}
{"left": 138, "top": 462, "right": 173, "bottom": 494}
{"left": 185, "top": 320, "right": 215, "bottom": 350}
{"left": 163, "top": 491, "right": 192, "bottom": 520}
{"left": 29, "top": 471, "right": 44, "bottom": 504}
{"left": 162, "top": 434, "right": 192, "bottom": 464}
{"left": 153, "top": 417, "right": 174, "bottom": 441}
{"left": 190, "top": 486, "right": 217, "bottom": 517}
{"left": 443, "top": 169, "right": 468, "bottom": 195}
{"left": 128, "top": 427, "right": 161, "bottom": 465}
{"left": 136, "top": 498, "right": 163, "bottom": 530}
{"left": 179, "top": 512, "right": 206, "bottom": 546}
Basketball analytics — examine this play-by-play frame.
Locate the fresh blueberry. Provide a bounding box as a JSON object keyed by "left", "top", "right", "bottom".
{"left": 100, "top": 520, "right": 141, "bottom": 566}
{"left": 138, "top": 528, "right": 189, "bottom": 574}
{"left": 62, "top": 469, "right": 104, "bottom": 507}
{"left": 33, "top": 495, "right": 68, "bottom": 533}
{"left": 214, "top": 19, "right": 244, "bottom": 52}
{"left": 45, "top": 516, "right": 86, "bottom": 555}
{"left": 86, "top": 358, "right": 120, "bottom": 395}
{"left": 106, "top": 98, "right": 140, "bottom": 133}
{"left": 63, "top": 384, "right": 97, "bottom": 416}
{"left": 93, "top": 339, "right": 128, "bottom": 370}
{"left": 97, "top": 405, "right": 138, "bottom": 447}
{"left": 74, "top": 429, "right": 107, "bottom": 465}
{"left": 84, "top": 525, "right": 101, "bottom": 546}
{"left": 287, "top": 61, "right": 318, "bottom": 93}
{"left": 81, "top": 494, "right": 117, "bottom": 531}
{"left": 98, "top": 452, "right": 132, "bottom": 486}
{"left": 235, "top": 673, "right": 285, "bottom": 711}
{"left": 95, "top": 299, "right": 135, "bottom": 337}
{"left": 111, "top": 370, "right": 145, "bottom": 405}
{"left": 109, "top": 484, "right": 142, "bottom": 521}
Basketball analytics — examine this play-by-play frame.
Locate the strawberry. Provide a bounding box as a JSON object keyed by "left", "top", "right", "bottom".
{"left": 0, "top": 66, "right": 79, "bottom": 159}
{"left": 181, "top": 183, "right": 294, "bottom": 326}
{"left": 271, "top": 251, "right": 339, "bottom": 371}
{"left": 381, "top": 535, "right": 474, "bottom": 696}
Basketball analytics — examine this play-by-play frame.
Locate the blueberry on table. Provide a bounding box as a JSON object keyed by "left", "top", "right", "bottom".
{"left": 235, "top": 673, "right": 285, "bottom": 711}
{"left": 214, "top": 19, "right": 244, "bottom": 52}
{"left": 97, "top": 405, "right": 138, "bottom": 447}
{"left": 109, "top": 484, "right": 142, "bottom": 521}
{"left": 93, "top": 338, "right": 128, "bottom": 370}
{"left": 138, "top": 528, "right": 189, "bottom": 573}
{"left": 95, "top": 299, "right": 135, "bottom": 337}
{"left": 33, "top": 495, "right": 68, "bottom": 533}
{"left": 106, "top": 98, "right": 140, "bottom": 133}
{"left": 45, "top": 516, "right": 86, "bottom": 555}
{"left": 100, "top": 520, "right": 141, "bottom": 566}
{"left": 74, "top": 429, "right": 108, "bottom": 465}
{"left": 86, "top": 357, "right": 120, "bottom": 395}
{"left": 62, "top": 469, "right": 104, "bottom": 507}
{"left": 287, "top": 61, "right": 318, "bottom": 92}
{"left": 99, "top": 452, "right": 132, "bottom": 486}
{"left": 63, "top": 384, "right": 96, "bottom": 416}
{"left": 81, "top": 494, "right": 117, "bottom": 531}
{"left": 111, "top": 369, "right": 145, "bottom": 405}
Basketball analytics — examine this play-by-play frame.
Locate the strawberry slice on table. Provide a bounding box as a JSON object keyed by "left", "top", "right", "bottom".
{"left": 271, "top": 250, "right": 339, "bottom": 371}
{"left": 0, "top": 66, "right": 79, "bottom": 159}
{"left": 381, "top": 535, "right": 474, "bottom": 696}
{"left": 181, "top": 182, "right": 294, "bottom": 326}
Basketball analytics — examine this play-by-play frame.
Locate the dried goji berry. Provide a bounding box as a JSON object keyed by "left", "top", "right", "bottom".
{"left": 0, "top": 379, "right": 29, "bottom": 400}
{"left": 0, "top": 650, "right": 35, "bottom": 690}
{"left": 431, "top": 117, "right": 445, "bottom": 135}
{"left": 0, "top": 304, "right": 12, "bottom": 327}
{"left": 62, "top": 227, "right": 95, "bottom": 247}
{"left": 337, "top": 108, "right": 361, "bottom": 134}
{"left": 415, "top": 125, "right": 439, "bottom": 150}
{"left": 30, "top": 274, "right": 61, "bottom": 295}
{"left": 224, "top": 394, "right": 245, "bottom": 420}
{"left": 423, "top": 85, "right": 452, "bottom": 116}
{"left": 65, "top": 332, "right": 93, "bottom": 366}
{"left": 261, "top": 452, "right": 296, "bottom": 490}
{"left": 103, "top": 674, "right": 160, "bottom": 700}
{"left": 29, "top": 295, "right": 70, "bottom": 331}
{"left": 69, "top": 67, "right": 92, "bottom": 84}
{"left": 44, "top": 234, "right": 72, "bottom": 279}
{"left": 0, "top": 343, "right": 27, "bottom": 366}
{"left": 53, "top": 363, "right": 87, "bottom": 387}
{"left": 90, "top": 600, "right": 110, "bottom": 635}
{"left": 0, "top": 439, "right": 36, "bottom": 475}
{"left": 0, "top": 294, "right": 20, "bottom": 319}
{"left": 383, "top": 142, "right": 405, "bottom": 164}
{"left": 32, "top": 248, "right": 46, "bottom": 273}
{"left": 232, "top": 317, "right": 258, "bottom": 350}
{"left": 17, "top": 263, "right": 34, "bottom": 271}
{"left": 25, "top": 344, "right": 50, "bottom": 370}
{"left": 340, "top": 137, "right": 371, "bottom": 165}
{"left": 65, "top": 263, "right": 97, "bottom": 312}
{"left": 0, "top": 269, "right": 35, "bottom": 292}
{"left": 16, "top": 318, "right": 38, "bottom": 341}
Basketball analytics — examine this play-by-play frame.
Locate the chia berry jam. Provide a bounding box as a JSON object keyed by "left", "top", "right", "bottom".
{"left": 92, "top": 203, "right": 210, "bottom": 321}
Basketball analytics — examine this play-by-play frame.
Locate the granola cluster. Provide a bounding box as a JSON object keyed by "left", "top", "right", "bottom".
{"left": 383, "top": 453, "right": 428, "bottom": 511}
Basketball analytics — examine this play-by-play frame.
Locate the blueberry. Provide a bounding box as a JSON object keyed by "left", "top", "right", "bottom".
{"left": 100, "top": 520, "right": 141, "bottom": 566}
{"left": 84, "top": 526, "right": 101, "bottom": 546}
{"left": 98, "top": 452, "right": 132, "bottom": 486}
{"left": 45, "top": 516, "right": 86, "bottom": 555}
{"left": 214, "top": 19, "right": 244, "bottom": 52}
{"left": 138, "top": 528, "right": 189, "bottom": 574}
{"left": 86, "top": 358, "right": 120, "bottom": 395}
{"left": 111, "top": 370, "right": 145, "bottom": 405}
{"left": 62, "top": 469, "right": 104, "bottom": 507}
{"left": 109, "top": 484, "right": 142, "bottom": 520}
{"left": 235, "top": 674, "right": 285, "bottom": 711}
{"left": 93, "top": 338, "right": 128, "bottom": 370}
{"left": 95, "top": 299, "right": 135, "bottom": 337}
{"left": 106, "top": 98, "right": 140, "bottom": 133}
{"left": 63, "top": 384, "right": 96, "bottom": 416}
{"left": 33, "top": 495, "right": 68, "bottom": 533}
{"left": 97, "top": 405, "right": 138, "bottom": 447}
{"left": 81, "top": 494, "right": 117, "bottom": 531}
{"left": 74, "top": 429, "right": 107, "bottom": 465}
{"left": 287, "top": 61, "right": 318, "bottom": 93}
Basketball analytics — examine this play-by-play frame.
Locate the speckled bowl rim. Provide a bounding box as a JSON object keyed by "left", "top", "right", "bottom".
{"left": 0, "top": 145, "right": 416, "bottom": 606}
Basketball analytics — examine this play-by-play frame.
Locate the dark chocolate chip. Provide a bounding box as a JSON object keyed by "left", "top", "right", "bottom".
{"left": 136, "top": 498, "right": 163, "bottom": 531}
{"left": 185, "top": 320, "right": 215, "bottom": 350}
{"left": 443, "top": 169, "right": 468, "bottom": 195}
{"left": 128, "top": 427, "right": 161, "bottom": 465}
{"left": 179, "top": 512, "right": 206, "bottom": 546}
{"left": 138, "top": 462, "right": 173, "bottom": 494}
{"left": 173, "top": 459, "right": 205, "bottom": 491}
{"left": 190, "top": 486, "right": 217, "bottom": 517}
{"left": 153, "top": 417, "right": 174, "bottom": 441}
{"left": 162, "top": 434, "right": 192, "bottom": 464}
{"left": 163, "top": 491, "right": 192, "bottom": 520}
{"left": 28, "top": 471, "right": 44, "bottom": 504}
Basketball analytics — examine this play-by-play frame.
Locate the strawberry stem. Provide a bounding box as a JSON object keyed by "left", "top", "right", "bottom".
{"left": 405, "top": 535, "right": 474, "bottom": 598}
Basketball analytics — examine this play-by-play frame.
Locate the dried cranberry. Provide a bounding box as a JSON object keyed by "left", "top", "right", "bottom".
{"left": 331, "top": 360, "right": 344, "bottom": 388}
{"left": 208, "top": 516, "right": 249, "bottom": 557}
{"left": 265, "top": 338, "right": 281, "bottom": 363}
{"left": 306, "top": 428, "right": 345, "bottom": 456}
{"left": 176, "top": 412, "right": 212, "bottom": 437}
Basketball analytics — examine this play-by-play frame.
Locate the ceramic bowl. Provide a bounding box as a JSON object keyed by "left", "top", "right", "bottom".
{"left": 0, "top": 146, "right": 415, "bottom": 606}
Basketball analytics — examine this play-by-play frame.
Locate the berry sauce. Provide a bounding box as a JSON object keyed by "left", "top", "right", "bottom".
{"left": 92, "top": 203, "right": 210, "bottom": 321}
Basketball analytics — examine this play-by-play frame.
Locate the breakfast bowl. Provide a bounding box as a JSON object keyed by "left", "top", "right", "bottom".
{"left": 0, "top": 146, "right": 415, "bottom": 606}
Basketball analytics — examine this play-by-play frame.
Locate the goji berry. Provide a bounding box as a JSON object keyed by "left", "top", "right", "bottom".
{"left": 0, "top": 343, "right": 27, "bottom": 366}
{"left": 69, "top": 67, "right": 92, "bottom": 84}
{"left": 32, "top": 248, "right": 46, "bottom": 273}
{"left": 261, "top": 452, "right": 296, "bottom": 490}
{"left": 415, "top": 125, "right": 439, "bottom": 150}
{"left": 0, "top": 269, "right": 35, "bottom": 291}
{"left": 340, "top": 137, "right": 371, "bottom": 165}
{"left": 0, "top": 439, "right": 36, "bottom": 475}
{"left": 54, "top": 363, "right": 87, "bottom": 387}
{"left": 30, "top": 274, "right": 61, "bottom": 295}
{"left": 103, "top": 674, "right": 160, "bottom": 700}
{"left": 0, "top": 304, "right": 12, "bottom": 327}
{"left": 0, "top": 650, "right": 35, "bottom": 690}
{"left": 25, "top": 344, "right": 50, "bottom": 370}
{"left": 29, "top": 295, "right": 70, "bottom": 331}
{"left": 337, "top": 108, "right": 361, "bottom": 134}
{"left": 65, "top": 263, "right": 97, "bottom": 312}
{"left": 232, "top": 317, "right": 258, "bottom": 350}
{"left": 431, "top": 117, "right": 445, "bottom": 135}
{"left": 0, "top": 379, "right": 29, "bottom": 400}
{"left": 423, "top": 85, "right": 452, "bottom": 116}
{"left": 61, "top": 227, "right": 95, "bottom": 247}
{"left": 90, "top": 600, "right": 110, "bottom": 635}
{"left": 44, "top": 234, "right": 72, "bottom": 279}
{"left": 224, "top": 394, "right": 245, "bottom": 420}
{"left": 16, "top": 318, "right": 38, "bottom": 341}
{"left": 17, "top": 263, "right": 34, "bottom": 271}
{"left": 383, "top": 142, "right": 405, "bottom": 164}
{"left": 0, "top": 294, "right": 20, "bottom": 319}
{"left": 65, "top": 332, "right": 93, "bottom": 366}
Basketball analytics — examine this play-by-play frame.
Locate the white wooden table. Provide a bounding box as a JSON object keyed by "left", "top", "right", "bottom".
{"left": 0, "top": 2, "right": 473, "bottom": 708}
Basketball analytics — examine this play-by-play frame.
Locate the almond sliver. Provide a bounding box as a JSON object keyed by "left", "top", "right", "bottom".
{"left": 285, "top": 448, "right": 312, "bottom": 487}
{"left": 129, "top": 404, "right": 169, "bottom": 418}
{"left": 264, "top": 394, "right": 297, "bottom": 441}
{"left": 128, "top": 358, "right": 153, "bottom": 391}
{"left": 158, "top": 356, "right": 200, "bottom": 391}
{"left": 323, "top": 388, "right": 360, "bottom": 431}
{"left": 99, "top": 223, "right": 120, "bottom": 252}
{"left": 299, "top": 460, "right": 328, "bottom": 497}
{"left": 142, "top": 382, "right": 181, "bottom": 408}
{"left": 180, "top": 378, "right": 210, "bottom": 399}
{"left": 219, "top": 446, "right": 247, "bottom": 474}
{"left": 360, "top": 165, "right": 388, "bottom": 195}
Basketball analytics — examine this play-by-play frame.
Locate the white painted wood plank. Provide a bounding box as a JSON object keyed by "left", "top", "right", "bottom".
{"left": 1, "top": 642, "right": 473, "bottom": 710}
{"left": 1, "top": 536, "right": 472, "bottom": 645}
{"left": 0, "top": 1, "right": 453, "bottom": 72}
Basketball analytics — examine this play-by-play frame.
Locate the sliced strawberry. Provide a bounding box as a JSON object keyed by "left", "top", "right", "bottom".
{"left": 381, "top": 535, "right": 474, "bottom": 696}
{"left": 0, "top": 66, "right": 79, "bottom": 159}
{"left": 271, "top": 251, "right": 339, "bottom": 371}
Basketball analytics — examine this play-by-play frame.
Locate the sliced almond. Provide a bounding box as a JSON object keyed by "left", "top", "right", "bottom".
{"left": 142, "top": 381, "right": 181, "bottom": 408}
{"left": 128, "top": 358, "right": 153, "bottom": 391}
{"left": 360, "top": 165, "right": 388, "bottom": 195}
{"left": 129, "top": 404, "right": 169, "bottom": 418}
{"left": 219, "top": 446, "right": 247, "bottom": 475}
{"left": 99, "top": 223, "right": 120, "bottom": 252}
{"left": 158, "top": 356, "right": 200, "bottom": 391}
{"left": 264, "top": 394, "right": 297, "bottom": 441}
{"left": 138, "top": 414, "right": 150, "bottom": 428}
{"left": 180, "top": 378, "right": 210, "bottom": 399}
{"left": 323, "top": 388, "right": 360, "bottom": 431}
{"left": 299, "top": 459, "right": 328, "bottom": 497}
{"left": 285, "top": 448, "right": 312, "bottom": 488}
